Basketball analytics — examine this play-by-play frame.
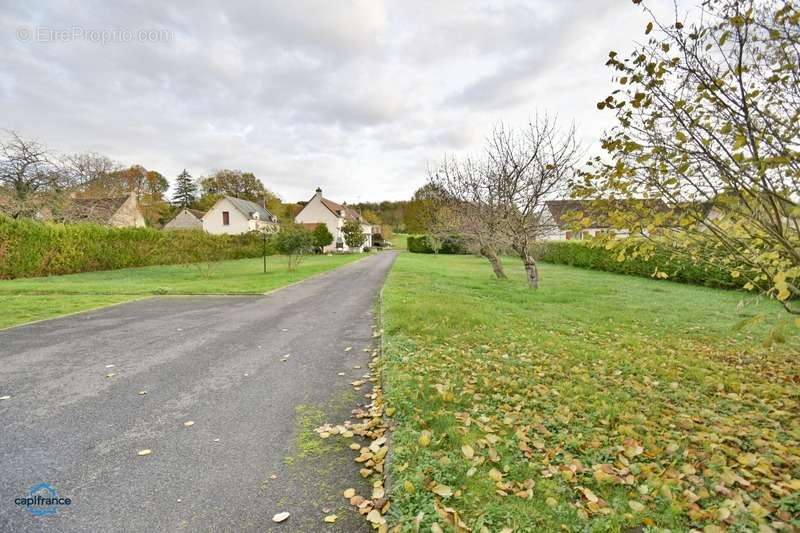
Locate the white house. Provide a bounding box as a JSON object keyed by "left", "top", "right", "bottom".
{"left": 294, "top": 188, "right": 372, "bottom": 252}
{"left": 202, "top": 196, "right": 278, "bottom": 235}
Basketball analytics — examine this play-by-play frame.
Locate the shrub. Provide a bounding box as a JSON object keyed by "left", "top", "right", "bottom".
{"left": 407, "top": 234, "right": 469, "bottom": 255}
{"left": 0, "top": 216, "right": 269, "bottom": 279}
{"left": 271, "top": 224, "right": 312, "bottom": 271}
{"left": 540, "top": 240, "right": 745, "bottom": 289}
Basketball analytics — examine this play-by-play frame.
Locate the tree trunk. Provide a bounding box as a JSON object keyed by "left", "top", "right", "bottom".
{"left": 516, "top": 246, "right": 539, "bottom": 289}
{"left": 480, "top": 246, "right": 507, "bottom": 279}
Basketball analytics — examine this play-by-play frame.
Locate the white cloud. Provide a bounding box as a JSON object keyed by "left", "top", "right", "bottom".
{"left": 0, "top": 1, "right": 688, "bottom": 202}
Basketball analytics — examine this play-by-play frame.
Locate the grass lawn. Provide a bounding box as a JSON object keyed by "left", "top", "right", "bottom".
{"left": 389, "top": 233, "right": 409, "bottom": 250}
{"left": 0, "top": 254, "right": 365, "bottom": 329}
{"left": 381, "top": 254, "right": 800, "bottom": 532}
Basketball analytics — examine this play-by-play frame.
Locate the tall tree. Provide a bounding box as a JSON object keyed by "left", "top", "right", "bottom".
{"left": 173, "top": 169, "right": 197, "bottom": 207}
{"left": 577, "top": 0, "right": 800, "bottom": 314}
{"left": 310, "top": 223, "right": 334, "bottom": 252}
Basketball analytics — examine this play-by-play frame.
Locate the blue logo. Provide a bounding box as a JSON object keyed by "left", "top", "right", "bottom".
{"left": 14, "top": 482, "right": 71, "bottom": 516}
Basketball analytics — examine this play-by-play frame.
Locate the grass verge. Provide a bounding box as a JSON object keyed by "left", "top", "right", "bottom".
{"left": 381, "top": 253, "right": 799, "bottom": 531}
{"left": 0, "top": 254, "right": 365, "bottom": 329}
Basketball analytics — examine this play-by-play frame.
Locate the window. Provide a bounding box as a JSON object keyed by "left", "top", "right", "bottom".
{"left": 222, "top": 211, "right": 230, "bottom": 226}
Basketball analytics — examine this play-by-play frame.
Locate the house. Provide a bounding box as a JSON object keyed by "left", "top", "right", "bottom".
{"left": 202, "top": 196, "right": 278, "bottom": 235}
{"left": 64, "top": 192, "right": 146, "bottom": 228}
{"left": 294, "top": 188, "right": 372, "bottom": 252}
{"left": 542, "top": 199, "right": 671, "bottom": 240}
{"left": 164, "top": 208, "right": 206, "bottom": 230}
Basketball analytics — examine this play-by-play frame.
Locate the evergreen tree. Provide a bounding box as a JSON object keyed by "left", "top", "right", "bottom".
{"left": 173, "top": 169, "right": 197, "bottom": 207}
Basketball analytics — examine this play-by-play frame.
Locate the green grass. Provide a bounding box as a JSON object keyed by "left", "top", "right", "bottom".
{"left": 389, "top": 233, "right": 409, "bottom": 250}
{"left": 381, "top": 254, "right": 800, "bottom": 532}
{"left": 0, "top": 254, "right": 365, "bottom": 329}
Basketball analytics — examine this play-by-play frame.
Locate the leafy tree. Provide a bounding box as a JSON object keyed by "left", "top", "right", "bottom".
{"left": 310, "top": 223, "right": 333, "bottom": 252}
{"left": 342, "top": 219, "right": 367, "bottom": 250}
{"left": 577, "top": 0, "right": 800, "bottom": 315}
{"left": 272, "top": 224, "right": 312, "bottom": 270}
{"left": 200, "top": 169, "right": 278, "bottom": 204}
{"left": 173, "top": 169, "right": 197, "bottom": 207}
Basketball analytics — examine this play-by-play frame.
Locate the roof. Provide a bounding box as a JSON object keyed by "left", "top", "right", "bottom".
{"left": 320, "top": 197, "right": 361, "bottom": 221}
{"left": 545, "top": 199, "right": 670, "bottom": 229}
{"left": 185, "top": 208, "right": 206, "bottom": 219}
{"left": 68, "top": 196, "right": 131, "bottom": 222}
{"left": 222, "top": 196, "right": 275, "bottom": 221}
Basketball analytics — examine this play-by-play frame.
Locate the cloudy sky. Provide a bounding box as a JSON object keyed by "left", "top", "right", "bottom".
{"left": 1, "top": 1, "right": 687, "bottom": 202}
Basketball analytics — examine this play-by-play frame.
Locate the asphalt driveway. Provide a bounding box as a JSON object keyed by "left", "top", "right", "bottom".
{"left": 0, "top": 251, "right": 397, "bottom": 532}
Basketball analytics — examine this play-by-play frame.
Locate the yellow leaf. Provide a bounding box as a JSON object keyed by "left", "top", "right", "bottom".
{"left": 418, "top": 431, "right": 431, "bottom": 447}
{"left": 343, "top": 488, "right": 356, "bottom": 499}
{"left": 461, "top": 445, "right": 475, "bottom": 459}
{"left": 366, "top": 509, "right": 384, "bottom": 524}
{"left": 323, "top": 514, "right": 337, "bottom": 523}
{"left": 546, "top": 497, "right": 558, "bottom": 508}
{"left": 489, "top": 468, "right": 504, "bottom": 482}
{"left": 403, "top": 480, "right": 415, "bottom": 494}
{"left": 628, "top": 500, "right": 645, "bottom": 512}
{"left": 432, "top": 484, "right": 452, "bottom": 498}
{"left": 137, "top": 449, "right": 152, "bottom": 456}
{"left": 431, "top": 524, "right": 444, "bottom": 533}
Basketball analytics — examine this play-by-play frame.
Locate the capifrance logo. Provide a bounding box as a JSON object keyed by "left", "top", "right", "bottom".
{"left": 14, "top": 482, "right": 71, "bottom": 517}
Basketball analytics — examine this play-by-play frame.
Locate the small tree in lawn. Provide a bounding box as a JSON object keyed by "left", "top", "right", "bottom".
{"left": 342, "top": 219, "right": 367, "bottom": 251}
{"left": 490, "top": 117, "right": 581, "bottom": 289}
{"left": 273, "top": 224, "right": 312, "bottom": 271}
{"left": 173, "top": 169, "right": 197, "bottom": 208}
{"left": 310, "top": 223, "right": 333, "bottom": 253}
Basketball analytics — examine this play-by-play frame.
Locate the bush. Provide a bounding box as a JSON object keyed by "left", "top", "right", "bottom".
{"left": 540, "top": 240, "right": 745, "bottom": 289}
{"left": 271, "top": 224, "right": 312, "bottom": 270}
{"left": 407, "top": 234, "right": 469, "bottom": 254}
{"left": 0, "top": 216, "right": 270, "bottom": 279}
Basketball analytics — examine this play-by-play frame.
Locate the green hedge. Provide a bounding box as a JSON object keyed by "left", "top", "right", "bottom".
{"left": 0, "top": 216, "right": 271, "bottom": 279}
{"left": 540, "top": 241, "right": 745, "bottom": 290}
{"left": 407, "top": 234, "right": 469, "bottom": 254}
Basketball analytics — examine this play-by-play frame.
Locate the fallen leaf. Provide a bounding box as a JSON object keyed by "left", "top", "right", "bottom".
{"left": 272, "top": 511, "right": 290, "bottom": 523}
{"left": 137, "top": 449, "right": 152, "bottom": 456}
{"left": 323, "top": 514, "right": 337, "bottom": 523}
{"left": 184, "top": 421, "right": 194, "bottom": 427}
{"left": 461, "top": 445, "right": 475, "bottom": 459}
{"left": 343, "top": 488, "right": 356, "bottom": 499}
{"left": 432, "top": 484, "right": 452, "bottom": 498}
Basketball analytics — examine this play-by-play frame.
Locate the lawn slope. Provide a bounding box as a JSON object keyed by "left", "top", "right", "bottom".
{"left": 382, "top": 254, "right": 799, "bottom": 531}
{"left": 0, "top": 254, "right": 365, "bottom": 329}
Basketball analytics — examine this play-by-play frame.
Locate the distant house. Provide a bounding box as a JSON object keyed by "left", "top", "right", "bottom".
{"left": 294, "top": 188, "right": 372, "bottom": 252}
{"left": 542, "top": 199, "right": 671, "bottom": 240}
{"left": 164, "top": 208, "right": 206, "bottom": 230}
{"left": 65, "top": 192, "right": 146, "bottom": 228}
{"left": 202, "top": 196, "right": 278, "bottom": 235}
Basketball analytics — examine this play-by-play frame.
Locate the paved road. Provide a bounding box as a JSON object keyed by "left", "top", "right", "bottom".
{"left": 0, "top": 252, "right": 397, "bottom": 532}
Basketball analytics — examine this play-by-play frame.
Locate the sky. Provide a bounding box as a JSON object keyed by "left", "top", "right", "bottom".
{"left": 0, "top": 1, "right": 689, "bottom": 203}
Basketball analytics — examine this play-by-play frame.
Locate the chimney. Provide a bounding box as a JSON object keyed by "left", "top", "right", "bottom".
{"left": 314, "top": 187, "right": 322, "bottom": 200}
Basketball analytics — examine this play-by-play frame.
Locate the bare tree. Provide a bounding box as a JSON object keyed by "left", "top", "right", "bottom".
{"left": 429, "top": 155, "right": 509, "bottom": 278}
{"left": 489, "top": 117, "right": 581, "bottom": 288}
{"left": 0, "top": 131, "right": 58, "bottom": 217}
{"left": 61, "top": 152, "right": 120, "bottom": 190}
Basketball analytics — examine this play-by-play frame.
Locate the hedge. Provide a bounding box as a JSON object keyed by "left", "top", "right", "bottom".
{"left": 407, "top": 234, "right": 469, "bottom": 254}
{"left": 539, "top": 240, "right": 745, "bottom": 290}
{"left": 0, "top": 216, "right": 271, "bottom": 279}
